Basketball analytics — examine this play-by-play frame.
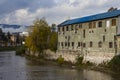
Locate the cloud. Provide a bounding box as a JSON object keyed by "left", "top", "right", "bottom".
{"left": 0, "top": 25, "right": 27, "bottom": 33}
{"left": 0, "top": 0, "right": 56, "bottom": 15}
{"left": 0, "top": 0, "right": 120, "bottom": 26}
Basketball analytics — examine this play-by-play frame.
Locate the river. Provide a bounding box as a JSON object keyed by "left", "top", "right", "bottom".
{"left": 0, "top": 51, "right": 119, "bottom": 80}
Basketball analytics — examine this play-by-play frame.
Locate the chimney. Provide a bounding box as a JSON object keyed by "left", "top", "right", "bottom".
{"left": 108, "top": 7, "right": 118, "bottom": 12}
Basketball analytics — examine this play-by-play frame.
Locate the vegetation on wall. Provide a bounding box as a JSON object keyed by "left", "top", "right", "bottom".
{"left": 108, "top": 55, "right": 120, "bottom": 73}
{"left": 75, "top": 55, "right": 83, "bottom": 66}
{"left": 57, "top": 55, "right": 64, "bottom": 65}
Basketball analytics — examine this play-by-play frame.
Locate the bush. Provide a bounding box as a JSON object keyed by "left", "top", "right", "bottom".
{"left": 75, "top": 55, "right": 83, "bottom": 66}
{"left": 16, "top": 45, "right": 26, "bottom": 55}
{"left": 57, "top": 55, "right": 64, "bottom": 65}
{"left": 85, "top": 61, "right": 94, "bottom": 66}
{"left": 108, "top": 55, "right": 120, "bottom": 72}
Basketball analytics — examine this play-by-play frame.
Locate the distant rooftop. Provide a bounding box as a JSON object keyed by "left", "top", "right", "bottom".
{"left": 58, "top": 9, "right": 120, "bottom": 27}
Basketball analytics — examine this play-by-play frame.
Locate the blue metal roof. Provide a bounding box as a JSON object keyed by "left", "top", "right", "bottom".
{"left": 58, "top": 9, "right": 120, "bottom": 27}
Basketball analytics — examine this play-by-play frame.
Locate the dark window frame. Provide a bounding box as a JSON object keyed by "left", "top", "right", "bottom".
{"left": 66, "top": 26, "right": 69, "bottom": 31}
{"left": 109, "top": 42, "right": 113, "bottom": 48}
{"left": 62, "top": 27, "right": 64, "bottom": 31}
{"left": 89, "top": 22, "right": 92, "bottom": 29}
{"left": 83, "top": 29, "right": 86, "bottom": 38}
{"left": 111, "top": 19, "right": 116, "bottom": 26}
{"left": 83, "top": 43, "right": 86, "bottom": 48}
{"left": 78, "top": 42, "right": 80, "bottom": 47}
{"left": 79, "top": 24, "right": 82, "bottom": 29}
{"left": 61, "top": 42, "right": 63, "bottom": 47}
{"left": 72, "top": 42, "right": 74, "bottom": 47}
{"left": 98, "top": 41, "right": 102, "bottom": 48}
{"left": 98, "top": 21, "right": 102, "bottom": 27}
{"left": 90, "top": 41, "right": 93, "bottom": 47}
{"left": 93, "top": 22, "right": 96, "bottom": 28}
{"left": 103, "top": 35, "right": 105, "bottom": 42}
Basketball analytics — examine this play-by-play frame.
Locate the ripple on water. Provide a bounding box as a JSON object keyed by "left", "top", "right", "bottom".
{"left": 0, "top": 51, "right": 119, "bottom": 80}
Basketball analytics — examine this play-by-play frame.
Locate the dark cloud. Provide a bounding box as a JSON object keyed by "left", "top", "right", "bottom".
{"left": 0, "top": 0, "right": 56, "bottom": 15}
{"left": 0, "top": 0, "right": 120, "bottom": 26}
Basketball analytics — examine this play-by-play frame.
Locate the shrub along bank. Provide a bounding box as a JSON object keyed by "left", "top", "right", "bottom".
{"left": 16, "top": 45, "right": 26, "bottom": 55}
{"left": 0, "top": 46, "right": 21, "bottom": 52}
{"left": 108, "top": 55, "right": 120, "bottom": 73}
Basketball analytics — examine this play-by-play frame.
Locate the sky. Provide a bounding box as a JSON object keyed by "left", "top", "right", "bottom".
{"left": 0, "top": 0, "right": 120, "bottom": 26}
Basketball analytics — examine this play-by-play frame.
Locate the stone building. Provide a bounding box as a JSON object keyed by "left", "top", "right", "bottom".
{"left": 57, "top": 9, "right": 120, "bottom": 64}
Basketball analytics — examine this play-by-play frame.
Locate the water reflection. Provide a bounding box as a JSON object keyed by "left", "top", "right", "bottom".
{"left": 0, "top": 51, "right": 119, "bottom": 80}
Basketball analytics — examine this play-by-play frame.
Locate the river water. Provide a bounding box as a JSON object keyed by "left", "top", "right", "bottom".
{"left": 0, "top": 51, "right": 119, "bottom": 80}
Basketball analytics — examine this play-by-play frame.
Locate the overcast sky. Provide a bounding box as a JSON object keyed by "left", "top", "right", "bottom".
{"left": 0, "top": 0, "right": 120, "bottom": 26}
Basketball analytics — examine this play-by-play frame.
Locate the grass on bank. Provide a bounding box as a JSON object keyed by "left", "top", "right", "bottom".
{"left": 0, "top": 46, "right": 21, "bottom": 52}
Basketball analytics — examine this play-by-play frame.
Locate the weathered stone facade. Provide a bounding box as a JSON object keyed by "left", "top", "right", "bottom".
{"left": 57, "top": 10, "right": 120, "bottom": 64}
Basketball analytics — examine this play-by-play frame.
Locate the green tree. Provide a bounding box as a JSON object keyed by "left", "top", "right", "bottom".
{"left": 49, "top": 32, "right": 58, "bottom": 51}
{"left": 25, "top": 18, "right": 51, "bottom": 55}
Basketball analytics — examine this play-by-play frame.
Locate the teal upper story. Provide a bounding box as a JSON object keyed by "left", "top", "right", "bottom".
{"left": 58, "top": 9, "right": 120, "bottom": 27}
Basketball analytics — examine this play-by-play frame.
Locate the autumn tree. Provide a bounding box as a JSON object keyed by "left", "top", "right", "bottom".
{"left": 25, "top": 18, "right": 51, "bottom": 55}
{"left": 49, "top": 31, "right": 58, "bottom": 51}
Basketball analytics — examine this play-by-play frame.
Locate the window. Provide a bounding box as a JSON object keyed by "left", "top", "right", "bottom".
{"left": 75, "top": 26, "right": 78, "bottom": 33}
{"left": 65, "top": 36, "right": 67, "bottom": 39}
{"left": 93, "top": 22, "right": 96, "bottom": 28}
{"left": 89, "top": 22, "right": 92, "bottom": 29}
{"left": 98, "top": 21, "right": 102, "bottom": 27}
{"left": 61, "top": 42, "right": 63, "bottom": 47}
{"left": 83, "top": 43, "right": 86, "bottom": 48}
{"left": 62, "top": 27, "right": 64, "bottom": 31}
{"left": 68, "top": 42, "right": 70, "bottom": 47}
{"left": 78, "top": 42, "right": 80, "bottom": 47}
{"left": 90, "top": 42, "right": 93, "bottom": 47}
{"left": 79, "top": 24, "right": 82, "bottom": 29}
{"left": 109, "top": 42, "right": 113, "bottom": 48}
{"left": 105, "top": 29, "right": 106, "bottom": 32}
{"left": 98, "top": 41, "right": 102, "bottom": 48}
{"left": 71, "top": 25, "right": 74, "bottom": 30}
{"left": 68, "top": 36, "right": 70, "bottom": 41}
{"left": 72, "top": 42, "right": 74, "bottom": 47}
{"left": 83, "top": 29, "right": 86, "bottom": 38}
{"left": 106, "top": 20, "right": 110, "bottom": 27}
{"left": 66, "top": 26, "right": 69, "bottom": 31}
{"left": 103, "top": 36, "right": 105, "bottom": 42}
{"left": 111, "top": 19, "right": 116, "bottom": 26}
{"left": 65, "top": 42, "right": 67, "bottom": 47}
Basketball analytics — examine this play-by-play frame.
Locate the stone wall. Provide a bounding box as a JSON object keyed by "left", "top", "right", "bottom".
{"left": 45, "top": 50, "right": 78, "bottom": 63}
{"left": 83, "top": 51, "right": 115, "bottom": 64}
{"left": 26, "top": 49, "right": 115, "bottom": 64}
{"left": 45, "top": 50, "right": 115, "bottom": 64}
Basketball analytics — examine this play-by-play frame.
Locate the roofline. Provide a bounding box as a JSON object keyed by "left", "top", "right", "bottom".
{"left": 58, "top": 16, "right": 118, "bottom": 27}
{"left": 58, "top": 9, "right": 120, "bottom": 27}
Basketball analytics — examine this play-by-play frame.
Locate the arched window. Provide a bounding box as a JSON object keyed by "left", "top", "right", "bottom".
{"left": 98, "top": 41, "right": 102, "bottom": 48}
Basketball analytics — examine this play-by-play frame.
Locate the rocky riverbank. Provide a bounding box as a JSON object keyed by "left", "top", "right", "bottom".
{"left": 24, "top": 54, "right": 118, "bottom": 76}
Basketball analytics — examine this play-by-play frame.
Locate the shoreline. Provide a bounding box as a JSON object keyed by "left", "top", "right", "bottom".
{"left": 24, "top": 54, "right": 118, "bottom": 75}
